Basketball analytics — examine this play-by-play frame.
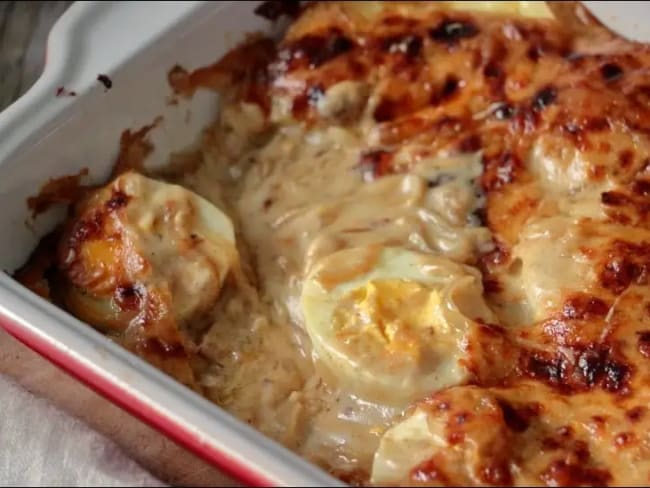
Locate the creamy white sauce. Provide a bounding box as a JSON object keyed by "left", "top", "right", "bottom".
{"left": 174, "top": 95, "right": 493, "bottom": 477}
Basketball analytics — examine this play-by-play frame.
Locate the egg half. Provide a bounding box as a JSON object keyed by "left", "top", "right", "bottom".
{"left": 60, "top": 171, "right": 238, "bottom": 335}
{"left": 300, "top": 245, "right": 495, "bottom": 404}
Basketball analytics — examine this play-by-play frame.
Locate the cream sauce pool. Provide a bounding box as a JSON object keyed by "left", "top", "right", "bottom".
{"left": 175, "top": 90, "right": 492, "bottom": 478}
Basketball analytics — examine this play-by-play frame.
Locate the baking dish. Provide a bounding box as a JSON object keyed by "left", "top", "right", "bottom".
{"left": 0, "top": 1, "right": 343, "bottom": 485}
{"left": 1, "top": 2, "right": 650, "bottom": 487}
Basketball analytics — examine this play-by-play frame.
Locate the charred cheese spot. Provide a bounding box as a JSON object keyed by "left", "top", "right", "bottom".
{"left": 497, "top": 398, "right": 542, "bottom": 433}
{"left": 532, "top": 85, "right": 557, "bottom": 111}
{"left": 601, "top": 62, "right": 624, "bottom": 82}
{"left": 540, "top": 458, "right": 612, "bottom": 487}
{"left": 626, "top": 406, "right": 646, "bottom": 422}
{"left": 382, "top": 34, "right": 423, "bottom": 58}
{"left": 562, "top": 294, "right": 609, "bottom": 320}
{"left": 637, "top": 331, "right": 650, "bottom": 358}
{"left": 357, "top": 149, "right": 395, "bottom": 181}
{"left": 279, "top": 29, "right": 355, "bottom": 70}
{"left": 599, "top": 240, "right": 650, "bottom": 294}
{"left": 429, "top": 18, "right": 479, "bottom": 45}
{"left": 409, "top": 456, "right": 450, "bottom": 484}
{"left": 114, "top": 283, "right": 144, "bottom": 311}
{"left": 520, "top": 344, "right": 631, "bottom": 395}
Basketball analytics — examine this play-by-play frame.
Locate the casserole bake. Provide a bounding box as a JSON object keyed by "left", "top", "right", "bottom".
{"left": 8, "top": 0, "right": 650, "bottom": 486}
{"left": 0, "top": 2, "right": 341, "bottom": 486}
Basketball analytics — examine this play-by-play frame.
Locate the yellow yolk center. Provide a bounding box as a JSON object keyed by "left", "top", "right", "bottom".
{"left": 332, "top": 280, "right": 443, "bottom": 362}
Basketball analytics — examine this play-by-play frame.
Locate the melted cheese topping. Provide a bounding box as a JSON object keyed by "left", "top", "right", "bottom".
{"left": 18, "top": 1, "right": 650, "bottom": 485}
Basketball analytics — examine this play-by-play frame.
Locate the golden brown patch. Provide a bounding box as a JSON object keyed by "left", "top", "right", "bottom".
{"left": 26, "top": 168, "right": 90, "bottom": 218}
{"left": 167, "top": 36, "right": 276, "bottom": 112}
{"left": 111, "top": 118, "right": 162, "bottom": 177}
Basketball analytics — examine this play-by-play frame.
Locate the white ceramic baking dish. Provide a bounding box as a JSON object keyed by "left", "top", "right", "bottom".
{"left": 0, "top": 1, "right": 343, "bottom": 485}
{"left": 1, "top": 1, "right": 649, "bottom": 486}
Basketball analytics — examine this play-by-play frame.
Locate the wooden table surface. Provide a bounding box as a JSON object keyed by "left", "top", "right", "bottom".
{"left": 0, "top": 3, "right": 238, "bottom": 486}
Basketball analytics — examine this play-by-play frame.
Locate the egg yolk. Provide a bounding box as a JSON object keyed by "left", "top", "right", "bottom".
{"left": 331, "top": 279, "right": 444, "bottom": 362}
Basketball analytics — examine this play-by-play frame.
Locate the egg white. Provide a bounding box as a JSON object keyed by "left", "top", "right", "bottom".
{"left": 300, "top": 245, "right": 495, "bottom": 405}
{"left": 124, "top": 172, "right": 238, "bottom": 313}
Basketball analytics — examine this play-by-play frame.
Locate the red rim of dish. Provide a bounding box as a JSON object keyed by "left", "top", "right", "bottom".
{"left": 3, "top": 6, "right": 277, "bottom": 486}
{"left": 0, "top": 313, "right": 274, "bottom": 487}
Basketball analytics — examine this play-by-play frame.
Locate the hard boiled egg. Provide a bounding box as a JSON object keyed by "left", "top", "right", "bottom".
{"left": 54, "top": 171, "right": 239, "bottom": 389}
{"left": 300, "top": 245, "right": 495, "bottom": 405}
{"left": 371, "top": 386, "right": 513, "bottom": 486}
{"left": 59, "top": 171, "right": 238, "bottom": 337}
